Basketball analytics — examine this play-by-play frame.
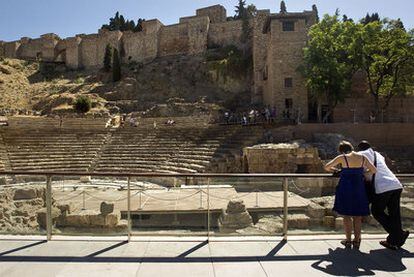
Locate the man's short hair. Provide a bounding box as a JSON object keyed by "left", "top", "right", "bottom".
{"left": 338, "top": 140, "right": 354, "bottom": 154}
{"left": 357, "top": 140, "right": 371, "bottom": 151}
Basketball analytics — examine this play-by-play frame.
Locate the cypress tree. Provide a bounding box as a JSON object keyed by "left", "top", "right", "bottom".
{"left": 103, "top": 44, "right": 112, "bottom": 72}
{"left": 280, "top": 1, "right": 287, "bottom": 14}
{"left": 112, "top": 48, "right": 121, "bottom": 82}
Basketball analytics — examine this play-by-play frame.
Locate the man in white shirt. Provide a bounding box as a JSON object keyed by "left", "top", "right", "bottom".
{"left": 358, "top": 141, "right": 409, "bottom": 250}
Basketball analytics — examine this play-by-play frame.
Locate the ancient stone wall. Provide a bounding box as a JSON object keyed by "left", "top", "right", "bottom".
{"left": 65, "top": 37, "right": 81, "bottom": 69}
{"left": 4, "top": 41, "right": 20, "bottom": 58}
{"left": 284, "top": 123, "right": 414, "bottom": 147}
{"left": 196, "top": 5, "right": 227, "bottom": 23}
{"left": 333, "top": 96, "right": 414, "bottom": 123}
{"left": 54, "top": 40, "right": 67, "bottom": 63}
{"left": 186, "top": 16, "right": 209, "bottom": 55}
{"left": 208, "top": 20, "right": 243, "bottom": 48}
{"left": 243, "top": 143, "right": 322, "bottom": 173}
{"left": 14, "top": 34, "right": 60, "bottom": 62}
{"left": 0, "top": 41, "right": 5, "bottom": 57}
{"left": 78, "top": 30, "right": 122, "bottom": 69}
{"left": 158, "top": 23, "right": 189, "bottom": 57}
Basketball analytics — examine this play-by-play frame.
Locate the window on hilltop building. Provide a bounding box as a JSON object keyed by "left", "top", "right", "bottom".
{"left": 284, "top": 77, "right": 293, "bottom": 88}
{"left": 285, "top": 98, "right": 293, "bottom": 109}
{"left": 263, "top": 66, "right": 268, "bottom": 81}
{"left": 282, "top": 21, "right": 295, "bottom": 32}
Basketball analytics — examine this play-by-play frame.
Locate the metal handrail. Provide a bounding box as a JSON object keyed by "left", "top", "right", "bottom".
{"left": 1, "top": 171, "right": 413, "bottom": 178}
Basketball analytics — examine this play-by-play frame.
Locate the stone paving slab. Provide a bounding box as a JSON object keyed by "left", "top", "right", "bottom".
{"left": 0, "top": 236, "right": 412, "bottom": 276}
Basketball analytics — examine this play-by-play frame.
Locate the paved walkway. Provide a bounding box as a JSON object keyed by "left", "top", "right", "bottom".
{"left": 0, "top": 235, "right": 413, "bottom": 276}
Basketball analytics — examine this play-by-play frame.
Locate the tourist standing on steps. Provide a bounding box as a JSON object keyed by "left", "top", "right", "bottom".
{"left": 324, "top": 141, "right": 377, "bottom": 250}
{"left": 357, "top": 140, "right": 410, "bottom": 250}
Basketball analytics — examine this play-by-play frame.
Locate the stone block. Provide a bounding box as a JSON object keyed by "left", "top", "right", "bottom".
{"left": 36, "top": 207, "right": 61, "bottom": 229}
{"left": 226, "top": 200, "right": 246, "bottom": 214}
{"left": 254, "top": 216, "right": 283, "bottom": 234}
{"left": 100, "top": 202, "right": 114, "bottom": 215}
{"left": 80, "top": 176, "right": 91, "bottom": 183}
{"left": 14, "top": 188, "right": 37, "bottom": 200}
{"left": 57, "top": 204, "right": 72, "bottom": 215}
{"left": 307, "top": 202, "right": 325, "bottom": 218}
{"left": 335, "top": 217, "right": 344, "bottom": 230}
{"left": 323, "top": 216, "right": 335, "bottom": 228}
{"left": 288, "top": 214, "right": 310, "bottom": 229}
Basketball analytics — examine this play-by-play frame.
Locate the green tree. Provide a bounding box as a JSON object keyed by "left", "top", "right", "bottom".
{"left": 101, "top": 12, "right": 144, "bottom": 32}
{"left": 359, "top": 20, "right": 414, "bottom": 119}
{"left": 280, "top": 1, "right": 287, "bottom": 14}
{"left": 74, "top": 95, "right": 92, "bottom": 113}
{"left": 361, "top": 13, "right": 380, "bottom": 25}
{"left": 234, "top": 0, "right": 247, "bottom": 20}
{"left": 112, "top": 48, "right": 122, "bottom": 82}
{"left": 103, "top": 44, "right": 113, "bottom": 72}
{"left": 300, "top": 15, "right": 361, "bottom": 122}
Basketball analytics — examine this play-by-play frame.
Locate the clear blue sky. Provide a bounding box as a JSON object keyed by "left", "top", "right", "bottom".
{"left": 1, "top": 0, "right": 413, "bottom": 41}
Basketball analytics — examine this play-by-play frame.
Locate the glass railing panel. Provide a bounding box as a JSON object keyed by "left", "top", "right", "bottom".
{"left": 207, "top": 176, "right": 285, "bottom": 237}
{"left": 287, "top": 176, "right": 414, "bottom": 235}
{"left": 0, "top": 174, "right": 47, "bottom": 236}
{"left": 129, "top": 176, "right": 207, "bottom": 236}
{"left": 51, "top": 175, "right": 128, "bottom": 237}
{"left": 401, "top": 178, "right": 414, "bottom": 232}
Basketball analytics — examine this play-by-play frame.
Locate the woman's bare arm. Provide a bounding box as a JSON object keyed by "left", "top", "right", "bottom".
{"left": 324, "top": 155, "right": 343, "bottom": 173}
{"left": 363, "top": 156, "right": 377, "bottom": 174}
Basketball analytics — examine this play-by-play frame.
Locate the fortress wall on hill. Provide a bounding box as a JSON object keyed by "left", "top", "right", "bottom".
{"left": 17, "top": 38, "right": 43, "bottom": 60}
{"left": 196, "top": 5, "right": 227, "bottom": 23}
{"left": 4, "top": 41, "right": 20, "bottom": 58}
{"left": 0, "top": 41, "right": 4, "bottom": 57}
{"left": 65, "top": 37, "right": 81, "bottom": 69}
{"left": 78, "top": 31, "right": 122, "bottom": 69}
{"left": 79, "top": 34, "right": 100, "bottom": 68}
{"left": 208, "top": 20, "right": 243, "bottom": 48}
{"left": 158, "top": 23, "right": 189, "bottom": 57}
{"left": 186, "top": 16, "right": 209, "bottom": 55}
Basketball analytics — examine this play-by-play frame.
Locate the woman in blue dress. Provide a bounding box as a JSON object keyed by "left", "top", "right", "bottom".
{"left": 324, "top": 141, "right": 377, "bottom": 249}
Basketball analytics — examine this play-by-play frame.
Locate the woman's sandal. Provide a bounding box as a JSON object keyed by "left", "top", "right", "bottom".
{"left": 380, "top": 240, "right": 399, "bottom": 250}
{"left": 341, "top": 240, "right": 352, "bottom": 248}
{"left": 352, "top": 239, "right": 361, "bottom": 250}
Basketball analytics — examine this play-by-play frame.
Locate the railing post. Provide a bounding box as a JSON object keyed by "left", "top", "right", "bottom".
{"left": 283, "top": 177, "right": 288, "bottom": 241}
{"left": 199, "top": 187, "right": 203, "bottom": 209}
{"left": 46, "top": 175, "right": 52, "bottom": 241}
{"left": 127, "top": 177, "right": 131, "bottom": 242}
{"left": 255, "top": 189, "right": 259, "bottom": 208}
{"left": 207, "top": 177, "right": 210, "bottom": 241}
{"left": 138, "top": 189, "right": 142, "bottom": 210}
{"left": 82, "top": 190, "right": 86, "bottom": 210}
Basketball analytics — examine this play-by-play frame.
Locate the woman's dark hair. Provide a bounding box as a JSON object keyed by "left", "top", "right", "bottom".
{"left": 357, "top": 140, "right": 371, "bottom": 151}
{"left": 338, "top": 140, "right": 354, "bottom": 154}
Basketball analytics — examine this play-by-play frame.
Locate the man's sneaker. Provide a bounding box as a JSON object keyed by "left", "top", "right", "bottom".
{"left": 380, "top": 240, "right": 399, "bottom": 250}
{"left": 399, "top": 230, "right": 410, "bottom": 247}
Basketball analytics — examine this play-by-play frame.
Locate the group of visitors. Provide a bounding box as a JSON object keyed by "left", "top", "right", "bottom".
{"left": 221, "top": 106, "right": 278, "bottom": 125}
{"left": 221, "top": 106, "right": 304, "bottom": 125}
{"left": 324, "top": 140, "right": 409, "bottom": 250}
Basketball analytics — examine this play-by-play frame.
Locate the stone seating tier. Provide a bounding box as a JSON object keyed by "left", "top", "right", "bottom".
{"left": 0, "top": 120, "right": 264, "bottom": 173}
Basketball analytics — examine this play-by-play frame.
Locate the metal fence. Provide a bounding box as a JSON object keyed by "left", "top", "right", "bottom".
{"left": 1, "top": 171, "right": 413, "bottom": 241}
